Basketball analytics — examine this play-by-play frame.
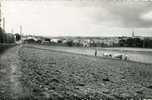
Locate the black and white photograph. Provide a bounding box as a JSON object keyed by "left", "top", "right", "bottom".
{"left": 0, "top": 0, "right": 152, "bottom": 99}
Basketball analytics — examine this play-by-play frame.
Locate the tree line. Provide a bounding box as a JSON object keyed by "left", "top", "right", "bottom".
{"left": 0, "top": 28, "right": 15, "bottom": 43}
{"left": 119, "top": 37, "right": 152, "bottom": 48}
{"left": 24, "top": 36, "right": 152, "bottom": 48}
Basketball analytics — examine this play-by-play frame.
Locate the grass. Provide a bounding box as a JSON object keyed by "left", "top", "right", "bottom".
{"left": 0, "top": 52, "right": 13, "bottom": 99}
{"left": 18, "top": 45, "right": 152, "bottom": 99}
{"left": 0, "top": 44, "right": 16, "bottom": 54}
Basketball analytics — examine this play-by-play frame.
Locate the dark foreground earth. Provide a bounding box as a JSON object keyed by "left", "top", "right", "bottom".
{"left": 0, "top": 44, "right": 152, "bottom": 100}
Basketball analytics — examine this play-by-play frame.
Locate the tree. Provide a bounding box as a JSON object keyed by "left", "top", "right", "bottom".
{"left": 66, "top": 40, "right": 73, "bottom": 47}
{"left": 15, "top": 33, "right": 21, "bottom": 41}
{"left": 0, "top": 27, "right": 5, "bottom": 43}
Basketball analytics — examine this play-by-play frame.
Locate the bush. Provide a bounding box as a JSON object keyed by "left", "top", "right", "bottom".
{"left": 66, "top": 41, "right": 74, "bottom": 47}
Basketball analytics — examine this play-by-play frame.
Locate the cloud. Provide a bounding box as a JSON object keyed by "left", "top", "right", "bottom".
{"left": 141, "top": 11, "right": 152, "bottom": 20}
{"left": 84, "top": 2, "right": 152, "bottom": 28}
{"left": 3, "top": 0, "right": 152, "bottom": 36}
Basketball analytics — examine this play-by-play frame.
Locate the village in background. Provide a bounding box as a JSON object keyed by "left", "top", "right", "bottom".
{"left": 20, "top": 32, "right": 152, "bottom": 48}
{"left": 1, "top": 27, "right": 152, "bottom": 48}
{"left": 0, "top": 1, "right": 152, "bottom": 48}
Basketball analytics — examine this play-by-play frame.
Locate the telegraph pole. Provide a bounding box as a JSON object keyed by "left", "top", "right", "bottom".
{"left": 20, "top": 25, "right": 22, "bottom": 35}
{"left": 19, "top": 25, "right": 23, "bottom": 42}
{"left": 11, "top": 28, "right": 14, "bottom": 34}
{"left": 0, "top": 2, "right": 2, "bottom": 28}
{"left": 3, "top": 17, "right": 5, "bottom": 32}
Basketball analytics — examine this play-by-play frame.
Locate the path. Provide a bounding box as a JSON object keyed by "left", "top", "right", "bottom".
{"left": 0, "top": 45, "right": 27, "bottom": 99}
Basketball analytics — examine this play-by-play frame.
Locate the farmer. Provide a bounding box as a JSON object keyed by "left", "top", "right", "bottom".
{"left": 95, "top": 49, "right": 97, "bottom": 56}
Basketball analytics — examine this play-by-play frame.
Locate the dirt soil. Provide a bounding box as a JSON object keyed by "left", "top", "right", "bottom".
{"left": 19, "top": 45, "right": 152, "bottom": 99}
{"left": 1, "top": 44, "right": 152, "bottom": 100}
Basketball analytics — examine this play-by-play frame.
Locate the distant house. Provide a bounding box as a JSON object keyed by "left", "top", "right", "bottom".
{"left": 27, "top": 36, "right": 38, "bottom": 41}
{"left": 41, "top": 41, "right": 49, "bottom": 44}
{"left": 62, "top": 39, "right": 68, "bottom": 44}
{"left": 72, "top": 39, "right": 81, "bottom": 46}
{"left": 41, "top": 38, "right": 51, "bottom": 44}
{"left": 73, "top": 39, "right": 80, "bottom": 44}
{"left": 51, "top": 39, "right": 61, "bottom": 43}
{"left": 23, "top": 36, "right": 40, "bottom": 43}
{"left": 81, "top": 39, "right": 91, "bottom": 47}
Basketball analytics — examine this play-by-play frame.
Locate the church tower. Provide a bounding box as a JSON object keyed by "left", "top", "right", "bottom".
{"left": 132, "top": 31, "right": 135, "bottom": 38}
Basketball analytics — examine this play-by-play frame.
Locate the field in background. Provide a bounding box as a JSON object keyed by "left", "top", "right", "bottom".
{"left": 28, "top": 44, "right": 152, "bottom": 64}
{"left": 102, "top": 47, "right": 152, "bottom": 52}
{"left": 18, "top": 44, "right": 152, "bottom": 99}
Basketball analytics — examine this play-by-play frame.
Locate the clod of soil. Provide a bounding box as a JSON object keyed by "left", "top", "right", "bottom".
{"left": 79, "top": 83, "right": 86, "bottom": 86}
{"left": 102, "top": 77, "right": 110, "bottom": 82}
{"left": 51, "top": 79, "right": 60, "bottom": 83}
{"left": 102, "top": 88, "right": 110, "bottom": 94}
{"left": 136, "top": 90, "right": 143, "bottom": 94}
{"left": 120, "top": 93, "right": 131, "bottom": 98}
{"left": 147, "top": 85, "right": 152, "bottom": 89}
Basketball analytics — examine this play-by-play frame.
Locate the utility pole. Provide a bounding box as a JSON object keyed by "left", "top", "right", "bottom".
{"left": 0, "top": 2, "right": 2, "bottom": 29}
{"left": 11, "top": 28, "right": 14, "bottom": 34}
{"left": 19, "top": 25, "right": 23, "bottom": 41}
{"left": 132, "top": 31, "right": 135, "bottom": 38}
{"left": 3, "top": 17, "right": 5, "bottom": 32}
{"left": 20, "top": 25, "right": 22, "bottom": 35}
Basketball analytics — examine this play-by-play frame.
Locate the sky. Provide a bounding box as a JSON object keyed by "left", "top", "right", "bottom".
{"left": 1, "top": 0, "right": 152, "bottom": 37}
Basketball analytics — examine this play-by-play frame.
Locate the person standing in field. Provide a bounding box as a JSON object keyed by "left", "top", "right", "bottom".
{"left": 95, "top": 49, "right": 97, "bottom": 56}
